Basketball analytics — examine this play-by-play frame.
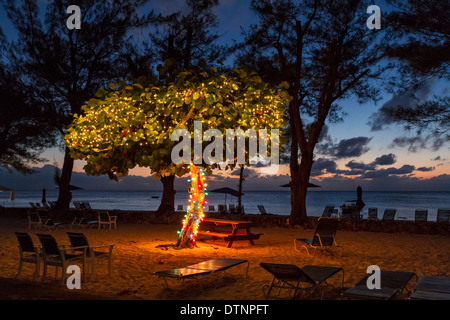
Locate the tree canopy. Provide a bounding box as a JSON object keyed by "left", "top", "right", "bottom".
{"left": 65, "top": 67, "right": 290, "bottom": 186}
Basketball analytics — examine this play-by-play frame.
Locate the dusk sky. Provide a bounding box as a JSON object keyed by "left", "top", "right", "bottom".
{"left": 1, "top": 0, "right": 449, "bottom": 191}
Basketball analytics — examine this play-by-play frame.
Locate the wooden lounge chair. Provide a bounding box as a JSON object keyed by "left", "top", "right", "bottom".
{"left": 436, "top": 208, "right": 450, "bottom": 223}
{"left": 15, "top": 232, "right": 41, "bottom": 281}
{"left": 321, "top": 205, "right": 335, "bottom": 217}
{"left": 154, "top": 258, "right": 249, "bottom": 287}
{"left": 208, "top": 205, "right": 215, "bottom": 212}
{"left": 382, "top": 208, "right": 397, "bottom": 221}
{"left": 98, "top": 211, "right": 117, "bottom": 230}
{"left": 294, "top": 217, "right": 342, "bottom": 257}
{"left": 229, "top": 204, "right": 236, "bottom": 214}
{"left": 259, "top": 263, "right": 344, "bottom": 299}
{"left": 409, "top": 276, "right": 450, "bottom": 300}
{"left": 342, "top": 270, "right": 417, "bottom": 300}
{"left": 177, "top": 205, "right": 183, "bottom": 211}
{"left": 414, "top": 209, "right": 428, "bottom": 223}
{"left": 367, "top": 208, "right": 378, "bottom": 220}
{"left": 257, "top": 205, "right": 269, "bottom": 215}
{"left": 66, "top": 232, "right": 113, "bottom": 280}
{"left": 37, "top": 233, "right": 86, "bottom": 284}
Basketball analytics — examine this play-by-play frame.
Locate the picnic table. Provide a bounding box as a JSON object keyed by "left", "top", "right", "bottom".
{"left": 197, "top": 219, "right": 262, "bottom": 248}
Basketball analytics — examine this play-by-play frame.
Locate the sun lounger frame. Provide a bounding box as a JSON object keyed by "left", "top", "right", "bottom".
{"left": 154, "top": 258, "right": 249, "bottom": 287}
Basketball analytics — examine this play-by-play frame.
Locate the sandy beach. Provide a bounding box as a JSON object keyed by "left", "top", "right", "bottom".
{"left": 1, "top": 215, "right": 449, "bottom": 300}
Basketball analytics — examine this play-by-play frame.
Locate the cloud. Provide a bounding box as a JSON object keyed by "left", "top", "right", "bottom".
{"left": 390, "top": 136, "right": 428, "bottom": 153}
{"left": 345, "top": 160, "right": 376, "bottom": 171}
{"left": 361, "top": 165, "right": 416, "bottom": 178}
{"left": 373, "top": 153, "right": 397, "bottom": 166}
{"left": 416, "top": 166, "right": 435, "bottom": 172}
{"left": 311, "top": 158, "right": 338, "bottom": 176}
{"left": 368, "top": 79, "right": 436, "bottom": 131}
{"left": 317, "top": 137, "right": 372, "bottom": 159}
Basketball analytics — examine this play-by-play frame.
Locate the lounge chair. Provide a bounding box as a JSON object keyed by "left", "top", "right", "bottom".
{"left": 37, "top": 233, "right": 86, "bottom": 284}
{"left": 259, "top": 263, "right": 344, "bottom": 299}
{"left": 28, "top": 211, "right": 43, "bottom": 230}
{"left": 294, "top": 217, "right": 342, "bottom": 257}
{"left": 81, "top": 202, "right": 93, "bottom": 211}
{"left": 73, "top": 201, "right": 82, "bottom": 209}
{"left": 414, "top": 209, "right": 428, "bottom": 223}
{"left": 67, "top": 232, "right": 113, "bottom": 280}
{"left": 436, "top": 208, "right": 450, "bottom": 223}
{"left": 409, "top": 276, "right": 450, "bottom": 300}
{"left": 71, "top": 210, "right": 98, "bottom": 229}
{"left": 154, "top": 258, "right": 249, "bottom": 287}
{"left": 367, "top": 208, "right": 378, "bottom": 220}
{"left": 258, "top": 205, "right": 269, "bottom": 215}
{"left": 177, "top": 205, "right": 183, "bottom": 211}
{"left": 218, "top": 205, "right": 227, "bottom": 214}
{"left": 37, "top": 209, "right": 64, "bottom": 230}
{"left": 321, "top": 205, "right": 335, "bottom": 217}
{"left": 15, "top": 232, "right": 41, "bottom": 281}
{"left": 342, "top": 270, "right": 416, "bottom": 300}
{"left": 382, "top": 208, "right": 397, "bottom": 221}
{"left": 98, "top": 211, "right": 117, "bottom": 230}
{"left": 229, "top": 204, "right": 236, "bottom": 214}
{"left": 208, "top": 205, "right": 215, "bottom": 212}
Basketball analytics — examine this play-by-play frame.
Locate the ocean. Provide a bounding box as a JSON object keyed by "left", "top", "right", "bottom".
{"left": 1, "top": 189, "right": 449, "bottom": 221}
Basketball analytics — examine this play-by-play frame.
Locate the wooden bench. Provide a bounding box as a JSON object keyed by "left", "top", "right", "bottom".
{"left": 197, "top": 219, "right": 262, "bottom": 248}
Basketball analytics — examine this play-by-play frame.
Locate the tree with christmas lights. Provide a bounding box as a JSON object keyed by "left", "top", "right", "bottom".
{"left": 65, "top": 67, "right": 290, "bottom": 249}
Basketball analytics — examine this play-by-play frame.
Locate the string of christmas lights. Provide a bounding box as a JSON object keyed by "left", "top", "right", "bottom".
{"left": 176, "top": 163, "right": 208, "bottom": 248}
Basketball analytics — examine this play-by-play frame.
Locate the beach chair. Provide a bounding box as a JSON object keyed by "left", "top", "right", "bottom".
{"left": 382, "top": 208, "right": 397, "bottom": 221}
{"left": 177, "top": 205, "right": 183, "bottom": 211}
{"left": 28, "top": 211, "right": 43, "bottom": 230}
{"left": 409, "top": 276, "right": 450, "bottom": 300}
{"left": 73, "top": 201, "right": 82, "bottom": 209}
{"left": 294, "top": 217, "right": 342, "bottom": 257}
{"left": 15, "top": 232, "right": 42, "bottom": 281}
{"left": 71, "top": 210, "right": 98, "bottom": 229}
{"left": 67, "top": 232, "right": 113, "bottom": 280}
{"left": 258, "top": 205, "right": 269, "bottom": 215}
{"left": 259, "top": 263, "right": 344, "bottom": 299}
{"left": 321, "top": 205, "right": 335, "bottom": 217}
{"left": 154, "top": 258, "right": 249, "bottom": 287}
{"left": 342, "top": 270, "right": 417, "bottom": 300}
{"left": 82, "top": 202, "right": 93, "bottom": 211}
{"left": 97, "top": 211, "right": 117, "bottom": 230}
{"left": 37, "top": 209, "right": 64, "bottom": 230}
{"left": 367, "top": 208, "right": 378, "bottom": 220}
{"left": 218, "top": 205, "right": 227, "bottom": 214}
{"left": 414, "top": 209, "right": 428, "bottom": 223}
{"left": 37, "top": 233, "right": 87, "bottom": 284}
{"left": 436, "top": 208, "right": 450, "bottom": 223}
{"left": 208, "top": 205, "right": 215, "bottom": 212}
{"left": 229, "top": 204, "right": 236, "bottom": 214}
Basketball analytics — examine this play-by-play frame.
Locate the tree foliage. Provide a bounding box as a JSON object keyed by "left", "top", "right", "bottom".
{"left": 65, "top": 67, "right": 289, "bottom": 183}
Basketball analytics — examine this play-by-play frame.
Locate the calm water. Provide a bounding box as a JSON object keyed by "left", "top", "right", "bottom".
{"left": 1, "top": 190, "right": 449, "bottom": 221}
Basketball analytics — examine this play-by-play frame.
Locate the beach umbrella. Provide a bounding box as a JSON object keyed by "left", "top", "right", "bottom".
{"left": 280, "top": 182, "right": 321, "bottom": 188}
{"left": 0, "top": 185, "right": 15, "bottom": 201}
{"left": 210, "top": 187, "right": 243, "bottom": 205}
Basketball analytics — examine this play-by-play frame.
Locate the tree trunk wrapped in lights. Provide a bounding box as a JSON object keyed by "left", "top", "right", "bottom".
{"left": 176, "top": 164, "right": 208, "bottom": 249}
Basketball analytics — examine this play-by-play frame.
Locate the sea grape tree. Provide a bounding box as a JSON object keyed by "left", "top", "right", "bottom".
{"left": 65, "top": 67, "right": 290, "bottom": 248}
